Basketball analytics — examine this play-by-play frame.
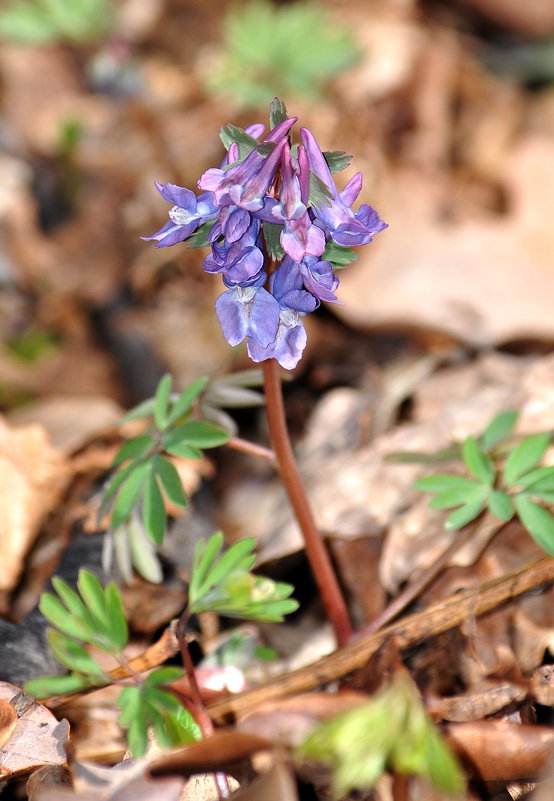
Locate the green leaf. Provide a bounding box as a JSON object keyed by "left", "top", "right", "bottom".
{"left": 203, "top": 382, "right": 264, "bottom": 408}
{"left": 112, "top": 436, "right": 155, "bottom": 467}
{"left": 25, "top": 672, "right": 91, "bottom": 699}
{"left": 414, "top": 474, "right": 486, "bottom": 493}
{"left": 156, "top": 456, "right": 187, "bottom": 508}
{"left": 462, "top": 436, "right": 495, "bottom": 485}
{"left": 323, "top": 150, "right": 352, "bottom": 173}
{"left": 127, "top": 712, "right": 148, "bottom": 758}
{"left": 110, "top": 461, "right": 150, "bottom": 529}
{"left": 262, "top": 221, "right": 285, "bottom": 260}
{"left": 142, "top": 469, "right": 166, "bottom": 545}
{"left": 487, "top": 490, "right": 514, "bottom": 521}
{"left": 321, "top": 240, "right": 358, "bottom": 269}
{"left": 101, "top": 460, "right": 140, "bottom": 506}
{"left": 163, "top": 442, "right": 203, "bottom": 460}
{"left": 0, "top": 1, "right": 59, "bottom": 44}
{"left": 77, "top": 569, "right": 109, "bottom": 631}
{"left": 144, "top": 667, "right": 184, "bottom": 688}
{"left": 189, "top": 532, "right": 225, "bottom": 601}
{"left": 515, "top": 495, "right": 554, "bottom": 555}
{"left": 219, "top": 123, "right": 259, "bottom": 159}
{"left": 166, "top": 376, "right": 209, "bottom": 426}
{"left": 445, "top": 499, "right": 485, "bottom": 530}
{"left": 481, "top": 409, "right": 518, "bottom": 451}
{"left": 39, "top": 593, "right": 91, "bottom": 641}
{"left": 47, "top": 630, "right": 105, "bottom": 676}
{"left": 163, "top": 705, "right": 201, "bottom": 746}
{"left": 163, "top": 420, "right": 230, "bottom": 450}
{"left": 428, "top": 484, "right": 488, "bottom": 510}
{"left": 119, "top": 397, "right": 156, "bottom": 424}
{"left": 186, "top": 219, "right": 217, "bottom": 248}
{"left": 308, "top": 170, "right": 333, "bottom": 210}
{"left": 128, "top": 517, "right": 164, "bottom": 584}
{"left": 50, "top": 576, "right": 96, "bottom": 631}
{"left": 269, "top": 97, "right": 288, "bottom": 129}
{"left": 517, "top": 466, "right": 554, "bottom": 488}
{"left": 154, "top": 374, "right": 172, "bottom": 430}
{"left": 105, "top": 583, "right": 128, "bottom": 651}
{"left": 503, "top": 432, "right": 551, "bottom": 486}
{"left": 200, "top": 537, "right": 257, "bottom": 590}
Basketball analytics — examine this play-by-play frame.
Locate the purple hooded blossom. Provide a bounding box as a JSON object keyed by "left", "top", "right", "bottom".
{"left": 300, "top": 127, "right": 388, "bottom": 248}
{"left": 142, "top": 184, "right": 218, "bottom": 248}
{"left": 144, "top": 100, "right": 387, "bottom": 369}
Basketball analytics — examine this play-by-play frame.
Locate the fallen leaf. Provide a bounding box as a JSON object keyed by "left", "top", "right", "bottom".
{"left": 0, "top": 683, "right": 69, "bottom": 779}
{"left": 446, "top": 721, "right": 554, "bottom": 781}
{"left": 337, "top": 137, "right": 554, "bottom": 347}
{"left": 0, "top": 416, "right": 69, "bottom": 598}
{"left": 0, "top": 700, "right": 17, "bottom": 749}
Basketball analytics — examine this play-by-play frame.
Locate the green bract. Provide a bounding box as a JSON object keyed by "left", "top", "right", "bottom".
{"left": 189, "top": 532, "right": 299, "bottom": 622}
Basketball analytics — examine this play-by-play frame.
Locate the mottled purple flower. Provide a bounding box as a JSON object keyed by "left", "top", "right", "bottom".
{"left": 142, "top": 184, "right": 218, "bottom": 248}
{"left": 199, "top": 118, "right": 296, "bottom": 212}
{"left": 144, "top": 99, "right": 388, "bottom": 370}
{"left": 270, "top": 144, "right": 325, "bottom": 263}
{"left": 300, "top": 127, "right": 388, "bottom": 247}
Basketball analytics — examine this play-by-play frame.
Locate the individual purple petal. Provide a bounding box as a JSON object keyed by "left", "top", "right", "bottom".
{"left": 354, "top": 204, "right": 389, "bottom": 234}
{"left": 142, "top": 219, "right": 191, "bottom": 248}
{"left": 155, "top": 182, "right": 197, "bottom": 209}
{"left": 299, "top": 257, "right": 340, "bottom": 303}
{"left": 215, "top": 286, "right": 279, "bottom": 348}
{"left": 247, "top": 312, "right": 307, "bottom": 370}
{"left": 224, "top": 246, "right": 265, "bottom": 286}
{"left": 280, "top": 214, "right": 326, "bottom": 262}
{"left": 219, "top": 206, "right": 251, "bottom": 243}
{"left": 339, "top": 173, "right": 363, "bottom": 207}
{"left": 244, "top": 123, "right": 265, "bottom": 139}
{"left": 279, "top": 288, "right": 318, "bottom": 314}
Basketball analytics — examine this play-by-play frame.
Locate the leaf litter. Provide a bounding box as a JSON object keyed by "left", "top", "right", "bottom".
{"left": 2, "top": 0, "right": 554, "bottom": 798}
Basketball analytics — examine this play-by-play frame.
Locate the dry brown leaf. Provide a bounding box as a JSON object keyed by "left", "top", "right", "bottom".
{"left": 0, "top": 700, "right": 17, "bottom": 749}
{"left": 149, "top": 731, "right": 273, "bottom": 777}
{"left": 337, "top": 137, "right": 554, "bottom": 347}
{"left": 446, "top": 721, "right": 554, "bottom": 782}
{"left": 0, "top": 683, "right": 69, "bottom": 779}
{"left": 458, "top": 0, "right": 554, "bottom": 36}
{"left": 0, "top": 415, "right": 69, "bottom": 596}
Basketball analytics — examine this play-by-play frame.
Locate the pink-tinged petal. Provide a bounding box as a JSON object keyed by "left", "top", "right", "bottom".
{"left": 263, "top": 117, "right": 297, "bottom": 143}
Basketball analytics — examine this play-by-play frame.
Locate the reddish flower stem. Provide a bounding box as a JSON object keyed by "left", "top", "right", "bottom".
{"left": 262, "top": 358, "right": 352, "bottom": 647}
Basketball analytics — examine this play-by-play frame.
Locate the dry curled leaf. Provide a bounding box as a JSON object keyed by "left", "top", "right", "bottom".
{"left": 0, "top": 683, "right": 69, "bottom": 779}
{"left": 0, "top": 700, "right": 17, "bottom": 749}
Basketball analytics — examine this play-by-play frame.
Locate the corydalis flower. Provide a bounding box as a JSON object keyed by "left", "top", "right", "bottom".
{"left": 144, "top": 99, "right": 387, "bottom": 369}
{"left": 301, "top": 127, "right": 388, "bottom": 248}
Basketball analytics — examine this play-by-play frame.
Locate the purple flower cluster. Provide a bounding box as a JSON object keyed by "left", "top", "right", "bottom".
{"left": 144, "top": 102, "right": 387, "bottom": 369}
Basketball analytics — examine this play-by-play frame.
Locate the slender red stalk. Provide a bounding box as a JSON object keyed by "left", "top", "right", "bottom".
{"left": 262, "top": 358, "right": 352, "bottom": 646}
{"left": 176, "top": 614, "right": 231, "bottom": 799}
